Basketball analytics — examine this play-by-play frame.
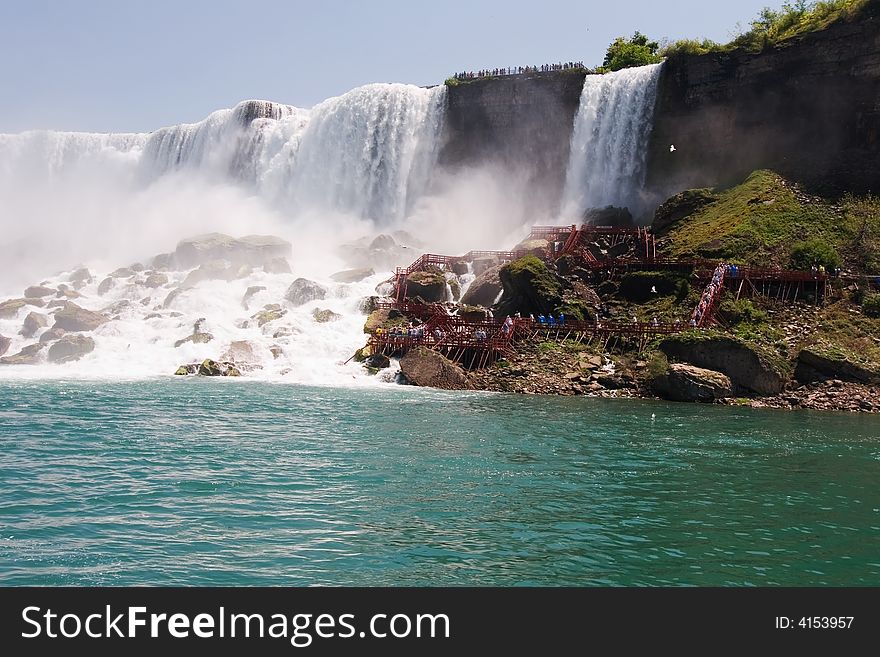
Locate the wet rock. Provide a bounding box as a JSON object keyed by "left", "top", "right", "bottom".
{"left": 0, "top": 343, "right": 45, "bottom": 365}
{"left": 312, "top": 308, "right": 341, "bottom": 323}
{"left": 197, "top": 359, "right": 241, "bottom": 377}
{"left": 652, "top": 363, "right": 733, "bottom": 402}
{"left": 174, "top": 233, "right": 291, "bottom": 269}
{"left": 242, "top": 285, "right": 266, "bottom": 308}
{"left": 458, "top": 305, "right": 489, "bottom": 322}
{"left": 252, "top": 304, "right": 286, "bottom": 327}
{"left": 47, "top": 334, "right": 95, "bottom": 363}
{"left": 151, "top": 254, "right": 174, "bottom": 271}
{"left": 583, "top": 205, "right": 634, "bottom": 227}
{"left": 220, "top": 340, "right": 260, "bottom": 369}
{"left": 52, "top": 302, "right": 108, "bottom": 332}
{"left": 398, "top": 346, "right": 474, "bottom": 390}
{"left": 451, "top": 261, "right": 470, "bottom": 276}
{"left": 39, "top": 327, "right": 66, "bottom": 344}
{"left": 174, "top": 332, "right": 214, "bottom": 348}
{"left": 97, "top": 277, "right": 115, "bottom": 296}
{"left": 69, "top": 267, "right": 92, "bottom": 286}
{"left": 404, "top": 269, "right": 446, "bottom": 303}
{"left": 269, "top": 345, "right": 283, "bottom": 359}
{"left": 331, "top": 268, "right": 375, "bottom": 283}
{"left": 365, "top": 353, "right": 391, "bottom": 370}
{"left": 143, "top": 272, "right": 169, "bottom": 288}
{"left": 174, "top": 363, "right": 199, "bottom": 375}
{"left": 359, "top": 296, "right": 380, "bottom": 314}
{"left": 55, "top": 285, "right": 82, "bottom": 300}
{"left": 110, "top": 267, "right": 135, "bottom": 278}
{"left": 21, "top": 311, "right": 48, "bottom": 338}
{"left": 263, "top": 257, "right": 292, "bottom": 274}
{"left": 163, "top": 287, "right": 189, "bottom": 309}
{"left": 461, "top": 264, "right": 504, "bottom": 307}
{"left": 0, "top": 298, "right": 29, "bottom": 318}
{"left": 24, "top": 285, "right": 55, "bottom": 298}
{"left": 285, "top": 278, "right": 327, "bottom": 306}
{"left": 0, "top": 334, "right": 10, "bottom": 356}
{"left": 496, "top": 255, "right": 562, "bottom": 316}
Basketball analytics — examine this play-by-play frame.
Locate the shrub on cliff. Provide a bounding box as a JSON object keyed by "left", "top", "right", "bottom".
{"left": 789, "top": 238, "right": 842, "bottom": 271}
{"left": 863, "top": 293, "right": 880, "bottom": 318}
{"left": 600, "top": 32, "right": 662, "bottom": 72}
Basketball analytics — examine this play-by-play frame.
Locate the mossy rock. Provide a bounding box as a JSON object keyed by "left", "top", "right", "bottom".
{"left": 497, "top": 255, "right": 562, "bottom": 316}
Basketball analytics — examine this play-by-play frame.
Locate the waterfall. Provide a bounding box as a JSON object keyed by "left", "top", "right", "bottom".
{"left": 562, "top": 63, "right": 662, "bottom": 220}
{"left": 0, "top": 84, "right": 447, "bottom": 225}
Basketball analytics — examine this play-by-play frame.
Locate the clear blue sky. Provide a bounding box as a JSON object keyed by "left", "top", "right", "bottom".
{"left": 0, "top": 0, "right": 776, "bottom": 133}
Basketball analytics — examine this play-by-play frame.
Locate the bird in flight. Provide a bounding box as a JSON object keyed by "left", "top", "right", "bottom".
{"left": 669, "top": 144, "right": 676, "bottom": 152}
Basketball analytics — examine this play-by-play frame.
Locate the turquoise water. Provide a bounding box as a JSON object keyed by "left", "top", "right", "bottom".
{"left": 0, "top": 379, "right": 878, "bottom": 586}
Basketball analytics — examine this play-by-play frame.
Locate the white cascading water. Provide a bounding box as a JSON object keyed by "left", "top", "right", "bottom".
{"left": 0, "top": 84, "right": 447, "bottom": 384}
{"left": 562, "top": 62, "right": 662, "bottom": 220}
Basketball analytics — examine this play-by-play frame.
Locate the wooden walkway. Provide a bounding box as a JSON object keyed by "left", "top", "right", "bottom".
{"left": 374, "top": 225, "right": 831, "bottom": 367}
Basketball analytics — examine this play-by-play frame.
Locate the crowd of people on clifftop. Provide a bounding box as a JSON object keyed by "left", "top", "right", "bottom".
{"left": 452, "top": 62, "right": 587, "bottom": 81}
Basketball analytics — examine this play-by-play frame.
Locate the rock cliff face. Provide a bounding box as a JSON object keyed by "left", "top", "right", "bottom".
{"left": 440, "top": 71, "right": 586, "bottom": 215}
{"left": 441, "top": 10, "right": 880, "bottom": 213}
{"left": 647, "top": 8, "right": 880, "bottom": 198}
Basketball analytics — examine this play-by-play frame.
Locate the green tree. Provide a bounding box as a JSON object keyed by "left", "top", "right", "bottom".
{"left": 602, "top": 31, "right": 662, "bottom": 72}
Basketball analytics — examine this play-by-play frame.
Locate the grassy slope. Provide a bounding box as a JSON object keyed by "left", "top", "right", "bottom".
{"left": 662, "top": 170, "right": 880, "bottom": 271}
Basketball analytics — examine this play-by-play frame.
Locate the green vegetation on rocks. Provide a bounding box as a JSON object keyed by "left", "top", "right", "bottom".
{"left": 661, "top": 170, "right": 880, "bottom": 271}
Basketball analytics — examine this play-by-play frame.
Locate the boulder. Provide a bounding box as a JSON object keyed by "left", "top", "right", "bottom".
{"left": 0, "top": 343, "right": 45, "bottom": 365}
{"left": 110, "top": 267, "right": 135, "bottom": 278}
{"left": 794, "top": 349, "right": 880, "bottom": 385}
{"left": 404, "top": 269, "right": 446, "bottom": 303}
{"left": 129, "top": 262, "right": 145, "bottom": 272}
{"left": 472, "top": 257, "right": 501, "bottom": 277}
{"left": 252, "top": 304, "right": 286, "bottom": 327}
{"left": 197, "top": 359, "right": 241, "bottom": 377}
{"left": 39, "top": 328, "right": 66, "bottom": 344}
{"left": 496, "top": 255, "right": 562, "bottom": 316}
{"left": 359, "top": 296, "right": 380, "bottom": 314}
{"left": 269, "top": 345, "right": 283, "bottom": 359}
{"left": 174, "top": 363, "right": 200, "bottom": 375}
{"left": 174, "top": 332, "right": 214, "bottom": 348}
{"left": 651, "top": 188, "right": 719, "bottom": 234}
{"left": 97, "top": 277, "right": 115, "bottom": 296}
{"left": 162, "top": 287, "right": 189, "bottom": 309}
{"left": 458, "top": 306, "right": 489, "bottom": 322}
{"left": 461, "top": 263, "right": 504, "bottom": 307}
{"left": 582, "top": 205, "right": 634, "bottom": 227}
{"left": 69, "top": 267, "right": 92, "bottom": 286}
{"left": 511, "top": 238, "right": 549, "bottom": 256}
{"left": 364, "top": 353, "right": 391, "bottom": 370}
{"left": 143, "top": 272, "right": 169, "bottom": 288}
{"left": 285, "top": 278, "right": 327, "bottom": 306}
{"left": 151, "top": 254, "right": 174, "bottom": 271}
{"left": 174, "top": 233, "right": 291, "bottom": 269}
{"left": 364, "top": 308, "right": 394, "bottom": 333}
{"left": 330, "top": 268, "right": 375, "bottom": 283}
{"left": 220, "top": 340, "right": 259, "bottom": 366}
{"left": 659, "top": 335, "right": 785, "bottom": 395}
{"left": 398, "top": 346, "right": 474, "bottom": 390}
{"left": 263, "top": 257, "right": 292, "bottom": 274}
{"left": 47, "top": 334, "right": 95, "bottom": 363}
{"left": 55, "top": 285, "right": 82, "bottom": 300}
{"left": 24, "top": 285, "right": 54, "bottom": 298}
{"left": 652, "top": 363, "right": 733, "bottom": 402}
{"left": 21, "top": 311, "right": 48, "bottom": 338}
{"left": 242, "top": 285, "right": 266, "bottom": 308}
{"left": 0, "top": 298, "right": 29, "bottom": 318}
{"left": 451, "top": 261, "right": 469, "bottom": 276}
{"left": 52, "top": 302, "right": 108, "bottom": 332}
{"left": 0, "top": 334, "right": 10, "bottom": 356}
{"left": 312, "top": 308, "right": 341, "bottom": 323}
{"left": 181, "top": 260, "right": 240, "bottom": 287}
